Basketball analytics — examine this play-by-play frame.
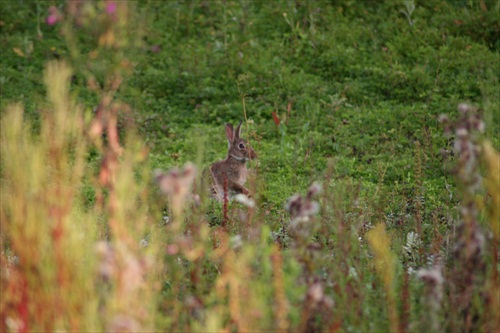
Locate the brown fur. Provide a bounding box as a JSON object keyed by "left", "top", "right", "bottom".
{"left": 209, "top": 122, "right": 256, "bottom": 201}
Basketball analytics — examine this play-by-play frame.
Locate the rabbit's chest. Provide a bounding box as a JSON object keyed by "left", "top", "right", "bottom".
{"left": 237, "top": 171, "right": 247, "bottom": 185}
{"left": 234, "top": 164, "right": 247, "bottom": 185}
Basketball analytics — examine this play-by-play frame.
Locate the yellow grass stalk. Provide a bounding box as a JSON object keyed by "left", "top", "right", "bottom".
{"left": 366, "top": 223, "right": 400, "bottom": 333}
{"left": 481, "top": 140, "right": 500, "bottom": 332}
{"left": 481, "top": 141, "right": 500, "bottom": 239}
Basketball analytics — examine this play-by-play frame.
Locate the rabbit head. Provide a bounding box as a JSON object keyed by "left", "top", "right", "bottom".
{"left": 225, "top": 122, "right": 256, "bottom": 161}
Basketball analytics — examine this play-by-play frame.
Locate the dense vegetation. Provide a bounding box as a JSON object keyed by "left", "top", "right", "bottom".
{"left": 1, "top": 1, "right": 499, "bottom": 332}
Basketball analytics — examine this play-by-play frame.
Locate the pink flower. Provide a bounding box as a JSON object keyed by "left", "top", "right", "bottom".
{"left": 46, "top": 6, "right": 60, "bottom": 25}
{"left": 106, "top": 1, "right": 117, "bottom": 14}
{"left": 46, "top": 14, "right": 58, "bottom": 26}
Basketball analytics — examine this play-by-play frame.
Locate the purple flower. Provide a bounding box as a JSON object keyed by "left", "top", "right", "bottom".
{"left": 285, "top": 182, "right": 322, "bottom": 227}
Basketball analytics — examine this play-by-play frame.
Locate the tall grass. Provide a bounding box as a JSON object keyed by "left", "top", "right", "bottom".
{"left": 1, "top": 1, "right": 499, "bottom": 332}
{"left": 0, "top": 58, "right": 157, "bottom": 331}
{"left": 1, "top": 61, "right": 95, "bottom": 332}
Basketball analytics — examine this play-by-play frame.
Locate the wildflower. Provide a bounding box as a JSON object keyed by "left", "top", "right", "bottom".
{"left": 308, "top": 280, "right": 324, "bottom": 304}
{"left": 285, "top": 182, "right": 321, "bottom": 227}
{"left": 155, "top": 163, "right": 197, "bottom": 223}
{"left": 106, "top": 1, "right": 117, "bottom": 14}
{"left": 166, "top": 244, "right": 179, "bottom": 255}
{"left": 96, "top": 242, "right": 149, "bottom": 294}
{"left": 438, "top": 114, "right": 449, "bottom": 123}
{"left": 118, "top": 245, "right": 149, "bottom": 295}
{"left": 417, "top": 267, "right": 444, "bottom": 290}
{"left": 457, "top": 103, "right": 471, "bottom": 115}
{"left": 456, "top": 128, "right": 468, "bottom": 138}
{"left": 444, "top": 103, "right": 485, "bottom": 195}
{"left": 46, "top": 6, "right": 61, "bottom": 26}
{"left": 306, "top": 181, "right": 322, "bottom": 198}
{"left": 416, "top": 266, "right": 444, "bottom": 332}
{"left": 285, "top": 182, "right": 322, "bottom": 240}
{"left": 46, "top": 15, "right": 58, "bottom": 25}
{"left": 302, "top": 278, "right": 335, "bottom": 331}
{"left": 453, "top": 216, "right": 485, "bottom": 261}
{"left": 443, "top": 103, "right": 487, "bottom": 330}
{"left": 155, "top": 163, "right": 196, "bottom": 198}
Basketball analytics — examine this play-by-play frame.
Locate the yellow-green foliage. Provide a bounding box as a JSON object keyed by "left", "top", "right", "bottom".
{"left": 1, "top": 61, "right": 97, "bottom": 332}
{"left": 1, "top": 60, "right": 158, "bottom": 332}
{"left": 482, "top": 141, "right": 500, "bottom": 238}
{"left": 481, "top": 140, "right": 500, "bottom": 332}
{"left": 366, "top": 223, "right": 399, "bottom": 333}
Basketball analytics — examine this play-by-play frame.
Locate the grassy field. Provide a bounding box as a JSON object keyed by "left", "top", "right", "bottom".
{"left": 1, "top": 1, "right": 499, "bottom": 332}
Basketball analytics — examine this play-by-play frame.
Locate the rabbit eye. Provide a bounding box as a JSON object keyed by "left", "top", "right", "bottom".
{"left": 238, "top": 143, "right": 245, "bottom": 149}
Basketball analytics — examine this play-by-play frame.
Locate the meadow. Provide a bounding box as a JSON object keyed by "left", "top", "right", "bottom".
{"left": 1, "top": 1, "right": 499, "bottom": 332}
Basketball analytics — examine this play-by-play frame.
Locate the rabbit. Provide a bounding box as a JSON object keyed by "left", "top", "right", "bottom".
{"left": 209, "top": 121, "right": 257, "bottom": 201}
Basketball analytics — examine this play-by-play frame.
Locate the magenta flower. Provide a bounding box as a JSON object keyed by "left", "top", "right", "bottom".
{"left": 46, "top": 6, "right": 60, "bottom": 26}
{"left": 106, "top": 1, "right": 117, "bottom": 14}
{"left": 46, "top": 14, "right": 58, "bottom": 25}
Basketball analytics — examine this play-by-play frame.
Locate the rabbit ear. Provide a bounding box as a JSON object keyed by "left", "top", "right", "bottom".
{"left": 235, "top": 121, "right": 243, "bottom": 139}
{"left": 225, "top": 123, "right": 235, "bottom": 143}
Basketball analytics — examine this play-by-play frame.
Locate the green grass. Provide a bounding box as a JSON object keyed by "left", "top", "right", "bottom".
{"left": 1, "top": 0, "right": 499, "bottom": 331}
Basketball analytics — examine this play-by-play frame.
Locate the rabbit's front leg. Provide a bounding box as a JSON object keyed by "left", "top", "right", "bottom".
{"left": 230, "top": 183, "right": 251, "bottom": 197}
